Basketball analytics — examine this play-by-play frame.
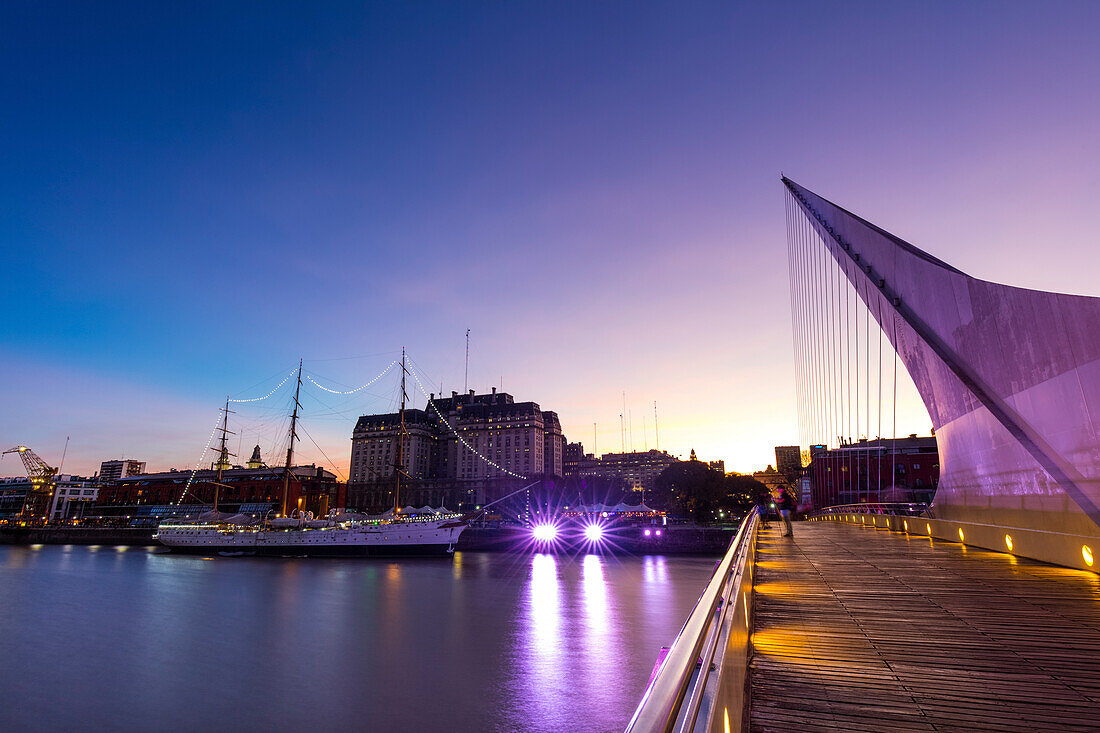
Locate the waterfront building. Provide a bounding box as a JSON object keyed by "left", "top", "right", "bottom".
{"left": 246, "top": 445, "right": 265, "bottom": 469}
{"left": 563, "top": 441, "right": 586, "bottom": 475}
{"left": 752, "top": 466, "right": 792, "bottom": 500}
{"left": 774, "top": 446, "right": 803, "bottom": 477}
{"left": 808, "top": 435, "right": 939, "bottom": 509}
{"left": 570, "top": 449, "right": 679, "bottom": 498}
{"left": 98, "top": 459, "right": 146, "bottom": 482}
{"left": 49, "top": 476, "right": 101, "bottom": 520}
{"left": 348, "top": 388, "right": 566, "bottom": 512}
{"left": 772, "top": 445, "right": 810, "bottom": 506}
{"left": 93, "top": 465, "right": 344, "bottom": 524}
{"left": 0, "top": 475, "right": 99, "bottom": 520}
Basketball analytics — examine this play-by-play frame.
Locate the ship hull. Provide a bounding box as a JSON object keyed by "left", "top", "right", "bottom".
{"left": 154, "top": 520, "right": 466, "bottom": 558}
{"left": 162, "top": 543, "right": 456, "bottom": 558}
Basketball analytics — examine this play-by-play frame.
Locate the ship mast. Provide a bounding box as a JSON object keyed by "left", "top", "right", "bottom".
{"left": 394, "top": 348, "right": 407, "bottom": 514}
{"left": 280, "top": 360, "right": 303, "bottom": 517}
{"left": 213, "top": 395, "right": 234, "bottom": 514}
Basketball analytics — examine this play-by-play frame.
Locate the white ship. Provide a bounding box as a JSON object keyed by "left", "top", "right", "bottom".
{"left": 155, "top": 511, "right": 467, "bottom": 557}
{"left": 156, "top": 353, "right": 469, "bottom": 558}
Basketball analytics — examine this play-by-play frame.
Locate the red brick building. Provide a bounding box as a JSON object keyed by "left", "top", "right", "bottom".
{"left": 94, "top": 465, "right": 345, "bottom": 522}
{"left": 809, "top": 435, "right": 938, "bottom": 509}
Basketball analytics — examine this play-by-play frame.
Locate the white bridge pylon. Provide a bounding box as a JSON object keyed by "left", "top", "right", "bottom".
{"left": 783, "top": 177, "right": 1100, "bottom": 564}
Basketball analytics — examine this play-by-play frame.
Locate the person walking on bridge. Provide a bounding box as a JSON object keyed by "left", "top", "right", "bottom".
{"left": 778, "top": 491, "right": 795, "bottom": 537}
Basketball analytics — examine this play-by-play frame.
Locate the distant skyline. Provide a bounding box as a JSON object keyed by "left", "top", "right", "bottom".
{"left": 4, "top": 1, "right": 1100, "bottom": 477}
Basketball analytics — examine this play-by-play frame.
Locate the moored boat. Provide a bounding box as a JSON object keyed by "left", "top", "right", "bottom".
{"left": 155, "top": 511, "right": 467, "bottom": 557}
{"left": 156, "top": 353, "right": 469, "bottom": 557}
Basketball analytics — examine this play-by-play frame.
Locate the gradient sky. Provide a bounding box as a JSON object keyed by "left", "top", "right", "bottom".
{"left": 4, "top": 1, "right": 1100, "bottom": 479}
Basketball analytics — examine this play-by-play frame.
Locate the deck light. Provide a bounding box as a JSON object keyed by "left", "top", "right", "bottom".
{"left": 1084, "top": 545, "right": 1094, "bottom": 567}
{"left": 532, "top": 524, "right": 557, "bottom": 542}
{"left": 1005, "top": 535, "right": 1013, "bottom": 552}
{"left": 958, "top": 528, "right": 965, "bottom": 543}
{"left": 584, "top": 524, "right": 604, "bottom": 542}
{"left": 644, "top": 529, "right": 652, "bottom": 537}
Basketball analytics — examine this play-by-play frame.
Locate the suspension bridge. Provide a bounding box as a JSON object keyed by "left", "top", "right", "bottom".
{"left": 625, "top": 178, "right": 1100, "bottom": 732}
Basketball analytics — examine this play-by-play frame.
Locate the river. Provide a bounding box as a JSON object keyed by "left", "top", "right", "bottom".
{"left": 0, "top": 546, "right": 716, "bottom": 732}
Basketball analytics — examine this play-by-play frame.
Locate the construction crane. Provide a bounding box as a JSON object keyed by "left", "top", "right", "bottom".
{"left": 2, "top": 446, "right": 59, "bottom": 520}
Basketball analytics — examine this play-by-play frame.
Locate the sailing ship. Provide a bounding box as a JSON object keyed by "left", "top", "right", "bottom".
{"left": 155, "top": 352, "right": 469, "bottom": 557}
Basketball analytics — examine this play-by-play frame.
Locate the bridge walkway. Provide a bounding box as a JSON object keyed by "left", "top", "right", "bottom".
{"left": 749, "top": 521, "right": 1100, "bottom": 732}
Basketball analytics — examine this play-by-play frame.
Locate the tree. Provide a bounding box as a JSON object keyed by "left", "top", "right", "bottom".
{"left": 724, "top": 474, "right": 771, "bottom": 515}
{"left": 654, "top": 461, "right": 726, "bottom": 521}
{"left": 654, "top": 463, "right": 770, "bottom": 522}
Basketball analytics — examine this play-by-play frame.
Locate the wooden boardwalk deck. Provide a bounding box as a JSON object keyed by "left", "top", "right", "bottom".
{"left": 749, "top": 521, "right": 1100, "bottom": 732}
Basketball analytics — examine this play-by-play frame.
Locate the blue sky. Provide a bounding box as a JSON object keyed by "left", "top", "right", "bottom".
{"left": 4, "top": 1, "right": 1100, "bottom": 476}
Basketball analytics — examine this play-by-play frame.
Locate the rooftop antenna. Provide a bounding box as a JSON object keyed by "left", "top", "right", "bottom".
{"left": 654, "top": 401, "right": 660, "bottom": 452}
{"left": 464, "top": 328, "right": 471, "bottom": 393}
{"left": 593, "top": 422, "right": 597, "bottom": 457}
{"left": 629, "top": 409, "right": 634, "bottom": 452}
{"left": 621, "top": 391, "right": 627, "bottom": 452}
{"left": 642, "top": 415, "right": 649, "bottom": 452}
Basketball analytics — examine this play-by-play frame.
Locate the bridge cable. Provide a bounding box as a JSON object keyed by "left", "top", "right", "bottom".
{"left": 796, "top": 191, "right": 814, "bottom": 451}
{"left": 832, "top": 230, "right": 842, "bottom": 503}
{"left": 846, "top": 254, "right": 853, "bottom": 500}
{"left": 866, "top": 272, "right": 872, "bottom": 496}
{"left": 878, "top": 284, "right": 883, "bottom": 496}
{"left": 795, "top": 192, "right": 811, "bottom": 453}
{"left": 892, "top": 309, "right": 898, "bottom": 494}
{"left": 818, "top": 202, "right": 827, "bottom": 451}
{"left": 806, "top": 201, "right": 817, "bottom": 453}
{"left": 787, "top": 189, "right": 805, "bottom": 444}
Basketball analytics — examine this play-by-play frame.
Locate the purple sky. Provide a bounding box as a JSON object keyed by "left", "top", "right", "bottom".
{"left": 3, "top": 1, "right": 1100, "bottom": 478}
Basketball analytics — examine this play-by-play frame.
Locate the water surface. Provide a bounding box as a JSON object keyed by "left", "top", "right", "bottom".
{"left": 0, "top": 546, "right": 715, "bottom": 732}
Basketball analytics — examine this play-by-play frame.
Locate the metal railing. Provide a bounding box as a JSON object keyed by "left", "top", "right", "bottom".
{"left": 625, "top": 509, "right": 760, "bottom": 733}
{"left": 815, "top": 502, "right": 928, "bottom": 517}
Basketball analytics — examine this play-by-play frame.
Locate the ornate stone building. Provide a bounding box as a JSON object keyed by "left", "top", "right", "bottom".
{"left": 347, "top": 388, "right": 566, "bottom": 512}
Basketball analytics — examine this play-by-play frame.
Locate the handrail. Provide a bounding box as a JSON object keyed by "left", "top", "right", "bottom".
{"left": 625, "top": 510, "right": 759, "bottom": 733}
{"left": 815, "top": 502, "right": 928, "bottom": 517}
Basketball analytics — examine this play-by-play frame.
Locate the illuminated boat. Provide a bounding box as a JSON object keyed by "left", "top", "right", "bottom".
{"left": 154, "top": 511, "right": 467, "bottom": 557}
{"left": 155, "top": 353, "right": 468, "bottom": 557}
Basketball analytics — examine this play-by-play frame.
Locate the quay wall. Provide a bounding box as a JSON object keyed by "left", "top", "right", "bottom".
{"left": 458, "top": 525, "right": 734, "bottom": 554}
{"left": 0, "top": 527, "right": 157, "bottom": 546}
{"left": 0, "top": 525, "right": 735, "bottom": 554}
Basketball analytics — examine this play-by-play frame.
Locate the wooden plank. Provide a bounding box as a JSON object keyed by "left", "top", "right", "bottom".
{"left": 748, "top": 522, "right": 1100, "bottom": 731}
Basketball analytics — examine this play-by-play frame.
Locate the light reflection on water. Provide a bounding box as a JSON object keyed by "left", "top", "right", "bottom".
{"left": 0, "top": 546, "right": 716, "bottom": 733}
{"left": 528, "top": 553, "right": 562, "bottom": 660}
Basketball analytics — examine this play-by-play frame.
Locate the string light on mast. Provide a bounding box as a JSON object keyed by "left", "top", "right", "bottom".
{"left": 406, "top": 364, "right": 528, "bottom": 480}
{"left": 228, "top": 369, "right": 297, "bottom": 403}
{"left": 175, "top": 413, "right": 223, "bottom": 505}
{"left": 306, "top": 361, "right": 397, "bottom": 394}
